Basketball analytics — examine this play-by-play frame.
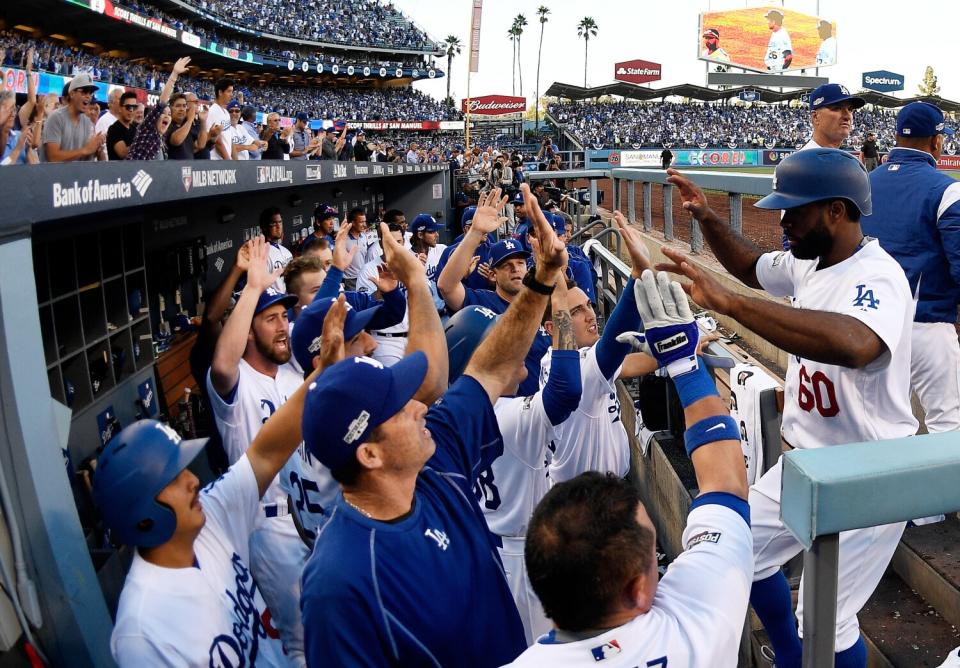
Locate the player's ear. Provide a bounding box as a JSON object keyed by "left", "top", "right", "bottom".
{"left": 354, "top": 442, "right": 383, "bottom": 471}
{"left": 625, "top": 571, "right": 655, "bottom": 615}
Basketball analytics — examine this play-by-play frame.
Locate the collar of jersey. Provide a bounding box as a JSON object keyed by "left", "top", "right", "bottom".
{"left": 336, "top": 490, "right": 423, "bottom": 531}
{"left": 888, "top": 147, "right": 937, "bottom": 167}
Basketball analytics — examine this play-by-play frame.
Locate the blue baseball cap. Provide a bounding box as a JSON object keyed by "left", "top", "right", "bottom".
{"left": 291, "top": 296, "right": 387, "bottom": 371}
{"left": 226, "top": 99, "right": 242, "bottom": 110}
{"left": 314, "top": 203, "right": 337, "bottom": 221}
{"left": 808, "top": 83, "right": 865, "bottom": 111}
{"left": 302, "top": 353, "right": 428, "bottom": 471}
{"left": 548, "top": 212, "right": 567, "bottom": 236}
{"left": 255, "top": 287, "right": 298, "bottom": 316}
{"left": 296, "top": 111, "right": 310, "bottom": 122}
{"left": 489, "top": 239, "right": 530, "bottom": 268}
{"left": 461, "top": 206, "right": 477, "bottom": 227}
{"left": 896, "top": 102, "right": 949, "bottom": 137}
{"left": 510, "top": 191, "right": 525, "bottom": 205}
{"left": 410, "top": 213, "right": 443, "bottom": 234}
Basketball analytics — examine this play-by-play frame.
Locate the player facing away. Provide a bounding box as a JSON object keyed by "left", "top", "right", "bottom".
{"left": 299, "top": 183, "right": 566, "bottom": 666}
{"left": 665, "top": 150, "right": 917, "bottom": 668}
{"left": 763, "top": 9, "right": 792, "bottom": 72}
{"left": 504, "top": 269, "right": 752, "bottom": 668}
{"left": 92, "top": 300, "right": 344, "bottom": 666}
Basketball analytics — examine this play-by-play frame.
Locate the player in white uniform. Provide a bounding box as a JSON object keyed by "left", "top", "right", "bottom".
{"left": 260, "top": 207, "right": 294, "bottom": 293}
{"left": 206, "top": 238, "right": 326, "bottom": 666}
{"left": 408, "top": 213, "right": 448, "bottom": 283}
{"left": 506, "top": 268, "right": 752, "bottom": 668}
{"left": 816, "top": 20, "right": 837, "bottom": 66}
{"left": 764, "top": 9, "right": 793, "bottom": 72}
{"left": 666, "top": 149, "right": 917, "bottom": 668}
{"left": 93, "top": 295, "right": 344, "bottom": 666}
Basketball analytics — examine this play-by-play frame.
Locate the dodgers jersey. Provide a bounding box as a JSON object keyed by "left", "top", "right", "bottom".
{"left": 424, "top": 243, "right": 448, "bottom": 283}
{"left": 504, "top": 498, "right": 754, "bottom": 668}
{"left": 816, "top": 36, "right": 837, "bottom": 66}
{"left": 765, "top": 28, "right": 792, "bottom": 71}
{"left": 111, "top": 455, "right": 288, "bottom": 667}
{"left": 266, "top": 241, "right": 293, "bottom": 293}
{"left": 544, "top": 346, "right": 632, "bottom": 482}
{"left": 301, "top": 376, "right": 526, "bottom": 667}
{"left": 755, "top": 241, "right": 918, "bottom": 449}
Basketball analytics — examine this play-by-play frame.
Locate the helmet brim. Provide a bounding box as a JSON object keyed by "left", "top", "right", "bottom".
{"left": 754, "top": 191, "right": 819, "bottom": 210}
{"left": 175, "top": 437, "right": 208, "bottom": 475}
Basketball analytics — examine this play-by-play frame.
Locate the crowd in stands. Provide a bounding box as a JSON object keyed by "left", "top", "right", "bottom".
{"left": 549, "top": 100, "right": 960, "bottom": 151}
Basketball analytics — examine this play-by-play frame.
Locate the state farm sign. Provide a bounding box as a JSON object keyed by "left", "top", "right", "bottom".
{"left": 462, "top": 95, "right": 526, "bottom": 116}
{"left": 614, "top": 59, "right": 662, "bottom": 85}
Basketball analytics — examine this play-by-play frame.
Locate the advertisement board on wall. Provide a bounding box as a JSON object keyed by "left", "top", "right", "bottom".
{"left": 613, "top": 59, "right": 662, "bottom": 85}
{"left": 761, "top": 149, "right": 798, "bottom": 166}
{"left": 862, "top": 70, "right": 905, "bottom": 93}
{"left": 589, "top": 149, "right": 762, "bottom": 169}
{"left": 461, "top": 95, "right": 526, "bottom": 116}
{"left": 698, "top": 7, "right": 838, "bottom": 73}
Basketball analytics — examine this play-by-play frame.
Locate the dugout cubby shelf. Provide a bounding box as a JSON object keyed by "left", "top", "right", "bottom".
{"left": 34, "top": 224, "right": 153, "bottom": 417}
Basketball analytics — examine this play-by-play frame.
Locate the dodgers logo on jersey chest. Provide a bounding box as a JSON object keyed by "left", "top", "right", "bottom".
{"left": 853, "top": 284, "right": 879, "bottom": 310}
{"left": 424, "top": 528, "right": 450, "bottom": 551}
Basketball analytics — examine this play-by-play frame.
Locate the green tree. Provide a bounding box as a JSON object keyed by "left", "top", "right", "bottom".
{"left": 442, "top": 35, "right": 462, "bottom": 109}
{"left": 508, "top": 25, "right": 518, "bottom": 95}
{"left": 577, "top": 17, "right": 598, "bottom": 88}
{"left": 918, "top": 66, "right": 941, "bottom": 96}
{"left": 535, "top": 6, "right": 550, "bottom": 130}
{"left": 514, "top": 14, "right": 528, "bottom": 96}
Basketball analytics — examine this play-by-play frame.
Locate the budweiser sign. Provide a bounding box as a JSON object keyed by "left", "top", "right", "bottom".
{"left": 461, "top": 95, "right": 526, "bottom": 116}
{"left": 614, "top": 59, "right": 662, "bottom": 85}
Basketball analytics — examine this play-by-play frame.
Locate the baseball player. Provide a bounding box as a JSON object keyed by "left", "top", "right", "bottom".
{"left": 816, "top": 19, "right": 837, "bottom": 66}
{"left": 408, "top": 213, "right": 448, "bottom": 282}
{"left": 93, "top": 298, "right": 341, "bottom": 665}
{"left": 260, "top": 206, "right": 293, "bottom": 293}
{"left": 205, "top": 237, "right": 323, "bottom": 664}
{"left": 300, "top": 203, "right": 337, "bottom": 254}
{"left": 438, "top": 188, "right": 551, "bottom": 396}
{"left": 342, "top": 207, "right": 381, "bottom": 291}
{"left": 525, "top": 212, "right": 597, "bottom": 304}
{"left": 434, "top": 205, "right": 497, "bottom": 290}
{"left": 702, "top": 27, "right": 731, "bottom": 62}
{"left": 300, "top": 183, "right": 568, "bottom": 666}
{"left": 862, "top": 104, "right": 960, "bottom": 453}
{"left": 444, "top": 277, "right": 583, "bottom": 644}
{"left": 763, "top": 9, "right": 792, "bottom": 72}
{"left": 666, "top": 150, "right": 917, "bottom": 668}
{"left": 505, "top": 268, "right": 752, "bottom": 668}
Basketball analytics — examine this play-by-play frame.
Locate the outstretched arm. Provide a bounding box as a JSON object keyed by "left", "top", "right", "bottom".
{"left": 541, "top": 272, "right": 581, "bottom": 426}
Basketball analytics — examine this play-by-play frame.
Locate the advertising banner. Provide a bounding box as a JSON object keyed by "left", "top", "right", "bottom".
{"left": 673, "top": 149, "right": 761, "bottom": 167}
{"left": 618, "top": 150, "right": 663, "bottom": 167}
{"left": 937, "top": 155, "right": 960, "bottom": 171}
{"left": 862, "top": 70, "right": 904, "bottom": 93}
{"left": 613, "top": 59, "right": 662, "bottom": 85}
{"left": 469, "top": 0, "right": 483, "bottom": 73}
{"left": 761, "top": 149, "right": 797, "bottom": 166}
{"left": 461, "top": 95, "right": 526, "bottom": 116}
{"left": 698, "top": 7, "right": 837, "bottom": 73}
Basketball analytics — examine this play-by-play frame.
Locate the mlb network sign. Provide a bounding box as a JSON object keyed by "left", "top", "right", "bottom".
{"left": 862, "top": 70, "right": 904, "bottom": 93}
{"left": 614, "top": 59, "right": 662, "bottom": 85}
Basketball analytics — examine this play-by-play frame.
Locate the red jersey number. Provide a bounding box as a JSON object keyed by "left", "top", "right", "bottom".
{"left": 797, "top": 365, "right": 839, "bottom": 417}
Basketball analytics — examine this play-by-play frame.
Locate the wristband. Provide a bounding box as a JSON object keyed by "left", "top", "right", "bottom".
{"left": 522, "top": 266, "right": 555, "bottom": 295}
{"left": 683, "top": 415, "right": 739, "bottom": 458}
{"left": 671, "top": 358, "right": 719, "bottom": 408}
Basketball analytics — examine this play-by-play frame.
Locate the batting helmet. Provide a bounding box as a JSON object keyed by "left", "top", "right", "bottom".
{"left": 92, "top": 420, "right": 207, "bottom": 547}
{"left": 755, "top": 148, "right": 872, "bottom": 215}
{"left": 461, "top": 206, "right": 477, "bottom": 227}
{"left": 444, "top": 305, "right": 500, "bottom": 382}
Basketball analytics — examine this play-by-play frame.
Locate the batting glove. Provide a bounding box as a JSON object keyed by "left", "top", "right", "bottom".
{"left": 633, "top": 269, "right": 701, "bottom": 378}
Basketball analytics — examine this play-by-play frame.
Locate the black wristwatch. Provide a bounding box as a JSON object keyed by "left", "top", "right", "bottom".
{"left": 522, "top": 266, "right": 555, "bottom": 295}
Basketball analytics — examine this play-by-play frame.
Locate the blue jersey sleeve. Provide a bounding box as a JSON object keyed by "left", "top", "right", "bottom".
{"left": 317, "top": 266, "right": 344, "bottom": 301}
{"left": 426, "top": 375, "right": 503, "bottom": 479}
{"left": 366, "top": 287, "right": 406, "bottom": 330}
{"left": 540, "top": 349, "right": 582, "bottom": 426}
{"left": 595, "top": 277, "right": 640, "bottom": 380}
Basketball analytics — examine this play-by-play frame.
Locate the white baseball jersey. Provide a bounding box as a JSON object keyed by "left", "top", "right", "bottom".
{"left": 755, "top": 240, "right": 918, "bottom": 449}
{"left": 543, "top": 346, "right": 631, "bottom": 483}
{"left": 111, "top": 455, "right": 289, "bottom": 667}
{"left": 424, "top": 243, "right": 448, "bottom": 283}
{"left": 504, "top": 503, "right": 753, "bottom": 668}
{"left": 765, "top": 29, "right": 793, "bottom": 71}
{"left": 267, "top": 242, "right": 293, "bottom": 293}
{"left": 816, "top": 36, "right": 837, "bottom": 66}
{"left": 205, "top": 103, "right": 230, "bottom": 161}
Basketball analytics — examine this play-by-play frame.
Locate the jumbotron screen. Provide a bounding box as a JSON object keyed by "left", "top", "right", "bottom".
{"left": 698, "top": 7, "right": 837, "bottom": 74}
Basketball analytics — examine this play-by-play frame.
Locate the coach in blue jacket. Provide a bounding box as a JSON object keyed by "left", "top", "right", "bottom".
{"left": 862, "top": 102, "right": 960, "bottom": 434}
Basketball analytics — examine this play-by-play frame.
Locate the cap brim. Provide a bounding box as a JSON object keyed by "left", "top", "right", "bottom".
{"left": 345, "top": 305, "right": 381, "bottom": 339}
{"left": 175, "top": 437, "right": 208, "bottom": 473}
{"left": 754, "top": 191, "right": 817, "bottom": 210}
{"left": 493, "top": 250, "right": 530, "bottom": 267}
{"left": 381, "top": 352, "right": 428, "bottom": 421}
{"left": 257, "top": 294, "right": 298, "bottom": 315}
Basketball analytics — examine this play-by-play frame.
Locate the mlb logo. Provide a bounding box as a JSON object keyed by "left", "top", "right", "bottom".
{"left": 181, "top": 166, "right": 192, "bottom": 192}
{"left": 590, "top": 640, "right": 621, "bottom": 661}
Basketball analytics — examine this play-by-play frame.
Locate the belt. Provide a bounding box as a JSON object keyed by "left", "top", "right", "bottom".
{"left": 374, "top": 331, "right": 408, "bottom": 338}
{"left": 499, "top": 535, "right": 526, "bottom": 554}
{"left": 262, "top": 500, "right": 290, "bottom": 518}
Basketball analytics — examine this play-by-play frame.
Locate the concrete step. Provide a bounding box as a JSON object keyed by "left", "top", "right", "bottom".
{"left": 890, "top": 516, "right": 960, "bottom": 632}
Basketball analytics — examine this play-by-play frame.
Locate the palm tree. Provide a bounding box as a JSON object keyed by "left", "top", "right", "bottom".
{"left": 535, "top": 6, "right": 550, "bottom": 130}
{"left": 508, "top": 25, "right": 518, "bottom": 95}
{"left": 442, "top": 35, "right": 461, "bottom": 108}
{"left": 577, "top": 17, "right": 598, "bottom": 88}
{"left": 513, "top": 14, "right": 528, "bottom": 96}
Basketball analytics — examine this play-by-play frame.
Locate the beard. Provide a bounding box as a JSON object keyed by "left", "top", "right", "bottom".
{"left": 255, "top": 332, "right": 292, "bottom": 365}
{"left": 788, "top": 218, "right": 834, "bottom": 261}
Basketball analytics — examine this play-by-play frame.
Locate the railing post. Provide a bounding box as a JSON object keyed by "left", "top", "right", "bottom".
{"left": 729, "top": 192, "right": 743, "bottom": 235}
{"left": 627, "top": 181, "right": 636, "bottom": 224}
{"left": 691, "top": 216, "right": 703, "bottom": 254}
{"left": 664, "top": 183, "right": 674, "bottom": 241}
{"left": 643, "top": 182, "right": 652, "bottom": 232}
{"left": 590, "top": 180, "right": 599, "bottom": 216}
{"left": 802, "top": 534, "right": 840, "bottom": 668}
{"left": 612, "top": 177, "right": 620, "bottom": 213}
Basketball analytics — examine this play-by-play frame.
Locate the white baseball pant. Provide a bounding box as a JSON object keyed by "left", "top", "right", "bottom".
{"left": 371, "top": 334, "right": 407, "bottom": 367}
{"left": 499, "top": 536, "right": 551, "bottom": 646}
{"left": 910, "top": 321, "right": 960, "bottom": 433}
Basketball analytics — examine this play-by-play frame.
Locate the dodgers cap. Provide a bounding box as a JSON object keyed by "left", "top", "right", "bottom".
{"left": 896, "top": 102, "right": 949, "bottom": 137}
{"left": 489, "top": 239, "right": 530, "bottom": 268}
{"left": 255, "top": 287, "right": 298, "bottom": 316}
{"left": 808, "top": 83, "right": 865, "bottom": 111}
{"left": 291, "top": 296, "right": 384, "bottom": 371}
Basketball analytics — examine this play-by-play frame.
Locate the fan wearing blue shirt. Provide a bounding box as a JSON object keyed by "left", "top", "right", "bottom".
{"left": 438, "top": 189, "right": 551, "bottom": 396}
{"left": 300, "top": 184, "right": 569, "bottom": 667}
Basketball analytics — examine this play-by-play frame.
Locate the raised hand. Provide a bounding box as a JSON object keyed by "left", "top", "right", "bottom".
{"left": 379, "top": 222, "right": 424, "bottom": 286}
{"left": 665, "top": 169, "right": 711, "bottom": 221}
{"left": 234, "top": 240, "right": 252, "bottom": 273}
{"left": 656, "top": 247, "right": 736, "bottom": 315}
{"left": 319, "top": 294, "right": 347, "bottom": 371}
{"left": 332, "top": 221, "right": 358, "bottom": 271}
{"left": 470, "top": 187, "right": 509, "bottom": 235}
{"left": 612, "top": 210, "right": 651, "bottom": 278}
{"left": 172, "top": 56, "right": 191, "bottom": 76}
{"left": 369, "top": 263, "right": 399, "bottom": 294}
{"left": 633, "top": 269, "right": 700, "bottom": 378}
{"left": 245, "top": 236, "right": 283, "bottom": 292}
{"left": 521, "top": 183, "right": 567, "bottom": 272}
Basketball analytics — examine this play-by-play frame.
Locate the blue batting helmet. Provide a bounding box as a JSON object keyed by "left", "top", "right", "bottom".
{"left": 462, "top": 206, "right": 477, "bottom": 227}
{"left": 755, "top": 148, "right": 872, "bottom": 215}
{"left": 92, "top": 420, "right": 207, "bottom": 547}
{"left": 444, "top": 305, "right": 500, "bottom": 382}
